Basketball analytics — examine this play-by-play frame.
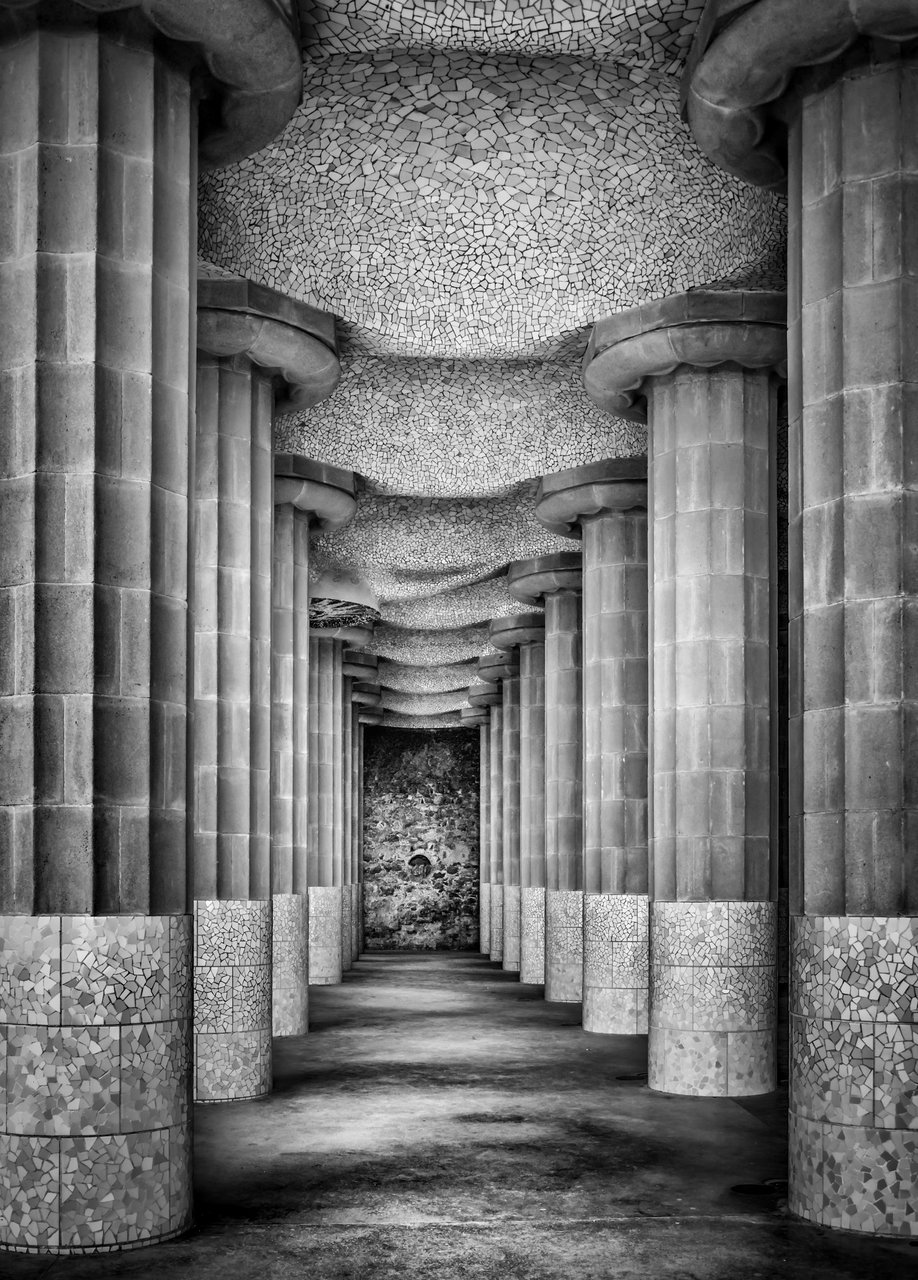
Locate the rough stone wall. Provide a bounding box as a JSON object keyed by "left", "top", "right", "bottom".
{"left": 363, "top": 727, "right": 479, "bottom": 950}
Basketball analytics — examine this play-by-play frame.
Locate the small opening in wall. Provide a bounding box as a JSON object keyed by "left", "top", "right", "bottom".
{"left": 408, "top": 854, "right": 433, "bottom": 877}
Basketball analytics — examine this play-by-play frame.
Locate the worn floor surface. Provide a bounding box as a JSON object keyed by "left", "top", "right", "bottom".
{"left": 5, "top": 951, "right": 918, "bottom": 1280}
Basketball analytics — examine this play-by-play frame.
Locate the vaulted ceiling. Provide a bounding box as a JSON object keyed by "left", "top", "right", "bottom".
{"left": 197, "top": 0, "right": 786, "bottom": 726}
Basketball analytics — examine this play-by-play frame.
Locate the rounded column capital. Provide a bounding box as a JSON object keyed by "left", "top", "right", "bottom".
{"left": 534, "top": 459, "right": 647, "bottom": 539}
{"left": 358, "top": 709, "right": 385, "bottom": 726}
{"left": 489, "top": 613, "right": 546, "bottom": 651}
{"left": 468, "top": 683, "right": 502, "bottom": 709}
{"left": 343, "top": 650, "right": 378, "bottom": 680}
{"left": 352, "top": 681, "right": 381, "bottom": 707}
{"left": 478, "top": 652, "right": 520, "bottom": 683}
{"left": 0, "top": 0, "right": 303, "bottom": 168}
{"left": 198, "top": 277, "right": 341, "bottom": 411}
{"left": 461, "top": 705, "right": 491, "bottom": 726}
{"left": 583, "top": 290, "right": 787, "bottom": 422}
{"left": 683, "top": 0, "right": 918, "bottom": 189}
{"left": 506, "top": 552, "right": 582, "bottom": 607}
{"left": 274, "top": 456, "right": 357, "bottom": 531}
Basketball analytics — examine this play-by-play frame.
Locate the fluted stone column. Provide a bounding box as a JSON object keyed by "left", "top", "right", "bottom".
{"left": 462, "top": 704, "right": 492, "bottom": 954}
{"left": 509, "top": 555, "right": 584, "bottom": 1002}
{"left": 491, "top": 615, "right": 547, "bottom": 985}
{"left": 585, "top": 291, "right": 785, "bottom": 1093}
{"left": 341, "top": 672, "right": 354, "bottom": 972}
{"left": 687, "top": 7, "right": 918, "bottom": 1233}
{"left": 536, "top": 462, "right": 649, "bottom": 1034}
{"left": 0, "top": 0, "right": 300, "bottom": 1253}
{"left": 308, "top": 637, "right": 344, "bottom": 984}
{"left": 271, "top": 459, "right": 355, "bottom": 1036}
{"left": 347, "top": 654, "right": 380, "bottom": 964}
{"left": 469, "top": 684, "right": 502, "bottom": 956}
{"left": 481, "top": 650, "right": 522, "bottom": 973}
{"left": 357, "top": 701, "right": 385, "bottom": 957}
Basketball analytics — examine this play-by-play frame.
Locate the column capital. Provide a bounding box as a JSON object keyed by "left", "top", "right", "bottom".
{"left": 461, "top": 705, "right": 491, "bottom": 726}
{"left": 489, "top": 613, "right": 546, "bottom": 651}
{"left": 198, "top": 276, "right": 340, "bottom": 412}
{"left": 358, "top": 710, "right": 385, "bottom": 726}
{"left": 534, "top": 459, "right": 647, "bottom": 539}
{"left": 352, "top": 681, "right": 382, "bottom": 707}
{"left": 507, "top": 552, "right": 582, "bottom": 606}
{"left": 468, "top": 683, "right": 502, "bottom": 709}
{"left": 683, "top": 0, "right": 918, "bottom": 188}
{"left": 478, "top": 652, "right": 520, "bottom": 683}
{"left": 583, "top": 290, "right": 787, "bottom": 422}
{"left": 343, "top": 650, "right": 378, "bottom": 680}
{"left": 274, "top": 456, "right": 357, "bottom": 530}
{"left": 0, "top": 0, "right": 302, "bottom": 168}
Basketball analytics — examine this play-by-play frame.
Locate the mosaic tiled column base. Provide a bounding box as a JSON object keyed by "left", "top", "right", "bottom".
{"left": 545, "top": 890, "right": 583, "bottom": 1003}
{"left": 489, "top": 885, "right": 504, "bottom": 962}
{"left": 194, "top": 900, "right": 272, "bottom": 1103}
{"left": 0, "top": 915, "right": 192, "bottom": 1254}
{"left": 272, "top": 894, "right": 308, "bottom": 1037}
{"left": 351, "top": 884, "right": 362, "bottom": 962}
{"left": 503, "top": 886, "right": 521, "bottom": 973}
{"left": 649, "top": 901, "right": 775, "bottom": 1097}
{"left": 480, "top": 883, "right": 491, "bottom": 955}
{"left": 520, "top": 887, "right": 546, "bottom": 984}
{"left": 308, "top": 887, "right": 343, "bottom": 985}
{"left": 341, "top": 890, "right": 353, "bottom": 972}
{"left": 583, "top": 893, "right": 648, "bottom": 1034}
{"left": 789, "top": 915, "right": 918, "bottom": 1236}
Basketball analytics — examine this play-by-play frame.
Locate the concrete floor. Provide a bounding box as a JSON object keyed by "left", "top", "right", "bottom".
{"left": 6, "top": 952, "right": 918, "bottom": 1279}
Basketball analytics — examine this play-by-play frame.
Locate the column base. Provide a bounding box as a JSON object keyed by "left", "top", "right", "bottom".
{"left": 308, "top": 886, "right": 343, "bottom": 985}
{"left": 341, "top": 887, "right": 353, "bottom": 973}
{"left": 520, "top": 887, "right": 545, "bottom": 984}
{"left": 272, "top": 893, "right": 308, "bottom": 1037}
{"left": 489, "top": 885, "right": 504, "bottom": 961}
{"left": 648, "top": 901, "right": 775, "bottom": 1097}
{"left": 194, "top": 900, "right": 272, "bottom": 1103}
{"left": 545, "top": 890, "right": 583, "bottom": 1002}
{"left": 503, "top": 885, "right": 521, "bottom": 973}
{"left": 0, "top": 914, "right": 192, "bottom": 1253}
{"left": 789, "top": 915, "right": 918, "bottom": 1236}
{"left": 480, "top": 882, "right": 491, "bottom": 955}
{"left": 583, "top": 893, "right": 648, "bottom": 1034}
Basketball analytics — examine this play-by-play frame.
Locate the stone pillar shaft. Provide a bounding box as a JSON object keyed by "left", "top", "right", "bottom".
{"left": 501, "top": 674, "right": 522, "bottom": 973}
{"left": 192, "top": 349, "right": 273, "bottom": 1103}
{"left": 489, "top": 704, "right": 504, "bottom": 961}
{"left": 545, "top": 590, "right": 583, "bottom": 1001}
{"left": 647, "top": 363, "right": 777, "bottom": 1096}
{"left": 340, "top": 673, "right": 354, "bottom": 972}
{"left": 308, "top": 636, "right": 343, "bottom": 984}
{"left": 786, "top": 49, "right": 918, "bottom": 1233}
{"left": 0, "top": 18, "right": 195, "bottom": 1253}
{"left": 271, "top": 504, "right": 310, "bottom": 1036}
{"left": 479, "top": 721, "right": 492, "bottom": 955}
{"left": 582, "top": 509, "right": 649, "bottom": 1034}
{"left": 520, "top": 643, "right": 546, "bottom": 984}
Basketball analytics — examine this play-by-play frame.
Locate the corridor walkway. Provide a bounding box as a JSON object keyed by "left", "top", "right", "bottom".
{"left": 6, "top": 953, "right": 916, "bottom": 1280}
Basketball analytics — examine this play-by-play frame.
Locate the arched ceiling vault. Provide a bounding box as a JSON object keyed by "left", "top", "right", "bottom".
{"left": 198, "top": 0, "right": 787, "bottom": 696}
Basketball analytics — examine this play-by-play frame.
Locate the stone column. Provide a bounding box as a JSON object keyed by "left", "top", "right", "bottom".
{"left": 348, "top": 654, "right": 380, "bottom": 964}
{"left": 308, "top": 615, "right": 375, "bottom": 985}
{"left": 340, "top": 671, "right": 354, "bottom": 972}
{"left": 508, "top": 555, "right": 584, "bottom": 1002}
{"left": 686, "top": 7, "right": 918, "bottom": 1233}
{"left": 0, "top": 0, "right": 300, "bottom": 1253}
{"left": 469, "top": 682, "right": 503, "bottom": 960}
{"left": 536, "top": 462, "right": 649, "bottom": 1033}
{"left": 271, "top": 458, "right": 355, "bottom": 1036}
{"left": 481, "top": 650, "right": 522, "bottom": 972}
{"left": 584, "top": 291, "right": 785, "bottom": 1094}
{"left": 461, "top": 704, "right": 492, "bottom": 954}
{"left": 490, "top": 615, "right": 547, "bottom": 985}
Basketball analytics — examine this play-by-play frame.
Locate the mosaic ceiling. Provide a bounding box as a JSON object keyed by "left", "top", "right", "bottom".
{"left": 198, "top": 0, "right": 787, "bottom": 723}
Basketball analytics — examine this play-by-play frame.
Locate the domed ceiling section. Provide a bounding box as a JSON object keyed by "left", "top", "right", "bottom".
{"left": 198, "top": 1, "right": 786, "bottom": 700}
